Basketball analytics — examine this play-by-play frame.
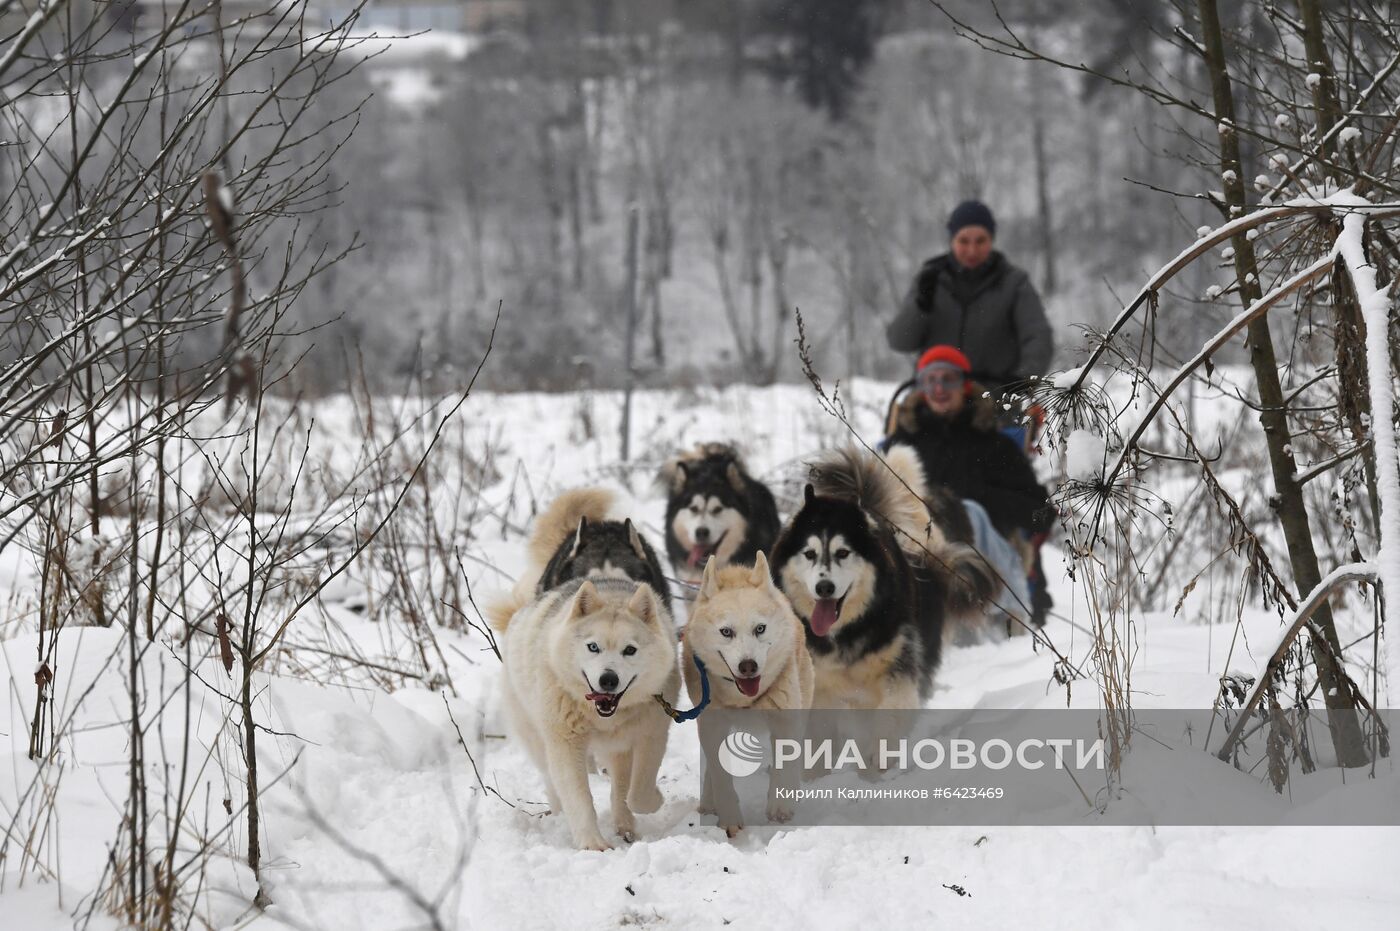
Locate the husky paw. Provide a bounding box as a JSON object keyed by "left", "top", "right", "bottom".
{"left": 616, "top": 827, "right": 636, "bottom": 844}
{"left": 766, "top": 803, "right": 793, "bottom": 824}
{"left": 576, "top": 832, "right": 612, "bottom": 852}
{"left": 723, "top": 824, "right": 743, "bottom": 839}
{"left": 629, "top": 785, "right": 664, "bottom": 814}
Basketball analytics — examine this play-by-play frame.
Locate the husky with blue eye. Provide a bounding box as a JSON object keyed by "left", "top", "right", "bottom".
{"left": 769, "top": 445, "right": 995, "bottom": 710}
{"left": 492, "top": 577, "right": 679, "bottom": 851}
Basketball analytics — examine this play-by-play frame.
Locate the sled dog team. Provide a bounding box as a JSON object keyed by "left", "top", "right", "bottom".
{"left": 488, "top": 443, "right": 998, "bottom": 850}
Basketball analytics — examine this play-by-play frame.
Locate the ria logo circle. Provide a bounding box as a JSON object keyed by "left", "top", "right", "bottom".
{"left": 718, "top": 730, "right": 765, "bottom": 777}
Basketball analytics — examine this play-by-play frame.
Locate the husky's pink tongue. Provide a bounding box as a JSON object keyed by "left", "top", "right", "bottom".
{"left": 687, "top": 544, "right": 711, "bottom": 568}
{"left": 736, "top": 676, "right": 762, "bottom": 698}
{"left": 809, "top": 598, "right": 841, "bottom": 637}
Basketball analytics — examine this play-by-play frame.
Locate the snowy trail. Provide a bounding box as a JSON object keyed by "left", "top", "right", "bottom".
{"left": 443, "top": 543, "right": 1396, "bottom": 929}
{"left": 448, "top": 603, "right": 1400, "bottom": 930}
{"left": 39, "top": 602, "right": 1357, "bottom": 931}
{"left": 8, "top": 560, "right": 1390, "bottom": 930}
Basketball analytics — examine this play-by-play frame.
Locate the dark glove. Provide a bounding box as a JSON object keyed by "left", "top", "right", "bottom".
{"left": 914, "top": 265, "right": 940, "bottom": 311}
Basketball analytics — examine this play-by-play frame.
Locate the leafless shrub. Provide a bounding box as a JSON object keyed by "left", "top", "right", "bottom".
{"left": 0, "top": 2, "right": 506, "bottom": 926}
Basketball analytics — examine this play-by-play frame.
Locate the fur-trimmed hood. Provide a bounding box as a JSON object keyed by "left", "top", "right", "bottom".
{"left": 892, "top": 383, "right": 1000, "bottom": 435}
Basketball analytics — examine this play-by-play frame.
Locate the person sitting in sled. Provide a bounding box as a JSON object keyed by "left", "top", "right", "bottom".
{"left": 886, "top": 345, "right": 1055, "bottom": 628}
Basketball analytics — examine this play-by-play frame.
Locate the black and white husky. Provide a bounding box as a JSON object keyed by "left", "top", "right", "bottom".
{"left": 658, "top": 443, "right": 781, "bottom": 584}
{"left": 769, "top": 445, "right": 993, "bottom": 709}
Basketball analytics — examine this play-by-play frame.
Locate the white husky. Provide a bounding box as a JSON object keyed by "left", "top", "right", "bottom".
{"left": 494, "top": 577, "right": 680, "bottom": 850}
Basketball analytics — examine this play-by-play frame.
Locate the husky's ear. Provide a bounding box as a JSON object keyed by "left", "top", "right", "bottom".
{"left": 625, "top": 519, "right": 648, "bottom": 561}
{"left": 725, "top": 462, "right": 746, "bottom": 495}
{"left": 749, "top": 551, "right": 775, "bottom": 590}
{"left": 669, "top": 460, "right": 689, "bottom": 493}
{"left": 571, "top": 580, "right": 600, "bottom": 619}
{"left": 803, "top": 483, "right": 816, "bottom": 506}
{"left": 626, "top": 585, "right": 660, "bottom": 627}
{"left": 569, "top": 516, "right": 589, "bottom": 558}
{"left": 698, "top": 555, "right": 720, "bottom": 601}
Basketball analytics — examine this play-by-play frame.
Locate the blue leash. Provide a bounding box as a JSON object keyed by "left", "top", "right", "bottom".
{"left": 654, "top": 654, "right": 710, "bottom": 723}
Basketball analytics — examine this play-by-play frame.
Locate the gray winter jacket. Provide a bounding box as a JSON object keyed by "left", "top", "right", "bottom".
{"left": 886, "top": 251, "right": 1053, "bottom": 391}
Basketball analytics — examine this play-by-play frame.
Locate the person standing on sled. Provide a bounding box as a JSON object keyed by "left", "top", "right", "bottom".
{"left": 886, "top": 345, "right": 1055, "bottom": 628}
{"left": 887, "top": 200, "right": 1053, "bottom": 401}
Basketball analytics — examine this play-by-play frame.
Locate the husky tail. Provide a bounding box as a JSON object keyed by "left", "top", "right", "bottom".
{"left": 486, "top": 487, "right": 617, "bottom": 632}
{"left": 525, "top": 487, "right": 616, "bottom": 569}
{"left": 807, "top": 445, "right": 936, "bottom": 552}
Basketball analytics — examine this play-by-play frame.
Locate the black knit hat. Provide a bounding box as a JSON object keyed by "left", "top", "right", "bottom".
{"left": 946, "top": 200, "right": 996, "bottom": 238}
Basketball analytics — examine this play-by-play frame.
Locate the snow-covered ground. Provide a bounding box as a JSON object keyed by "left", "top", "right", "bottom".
{"left": 1, "top": 379, "right": 1394, "bottom": 929}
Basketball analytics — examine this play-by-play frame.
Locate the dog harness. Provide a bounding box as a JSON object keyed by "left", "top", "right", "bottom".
{"left": 653, "top": 654, "right": 710, "bottom": 723}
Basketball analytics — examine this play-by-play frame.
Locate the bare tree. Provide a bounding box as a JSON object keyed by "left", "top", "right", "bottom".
{"left": 934, "top": 0, "right": 1399, "bottom": 771}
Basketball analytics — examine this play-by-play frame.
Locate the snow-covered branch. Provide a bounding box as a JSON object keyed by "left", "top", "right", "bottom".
{"left": 1067, "top": 202, "right": 1400, "bottom": 393}
{"left": 1334, "top": 199, "right": 1400, "bottom": 689}
{"left": 1215, "top": 561, "right": 1377, "bottom": 761}
{"left": 1101, "top": 252, "right": 1335, "bottom": 486}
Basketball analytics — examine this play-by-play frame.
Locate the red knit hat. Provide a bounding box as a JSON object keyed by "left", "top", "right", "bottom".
{"left": 916, "top": 345, "right": 972, "bottom": 374}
